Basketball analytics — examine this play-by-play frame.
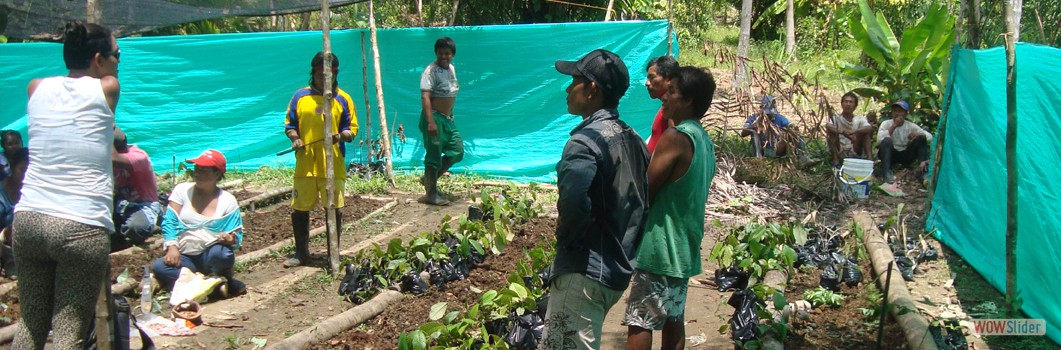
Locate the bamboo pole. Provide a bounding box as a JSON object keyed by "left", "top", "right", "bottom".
{"left": 369, "top": 0, "right": 396, "bottom": 186}
{"left": 604, "top": 0, "right": 615, "bottom": 21}
{"left": 320, "top": 0, "right": 340, "bottom": 274}
{"left": 360, "top": 32, "right": 373, "bottom": 164}
{"left": 1003, "top": 0, "right": 1020, "bottom": 317}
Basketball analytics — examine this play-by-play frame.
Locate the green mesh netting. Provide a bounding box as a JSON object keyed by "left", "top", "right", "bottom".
{"left": 928, "top": 43, "right": 1061, "bottom": 344}
{"left": 0, "top": 20, "right": 676, "bottom": 182}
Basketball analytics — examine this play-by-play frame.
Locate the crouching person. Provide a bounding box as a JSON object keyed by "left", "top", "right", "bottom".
{"left": 152, "top": 150, "right": 246, "bottom": 297}
{"left": 876, "top": 100, "right": 932, "bottom": 182}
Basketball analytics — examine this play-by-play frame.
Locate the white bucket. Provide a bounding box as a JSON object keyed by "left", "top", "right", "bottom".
{"left": 838, "top": 158, "right": 873, "bottom": 199}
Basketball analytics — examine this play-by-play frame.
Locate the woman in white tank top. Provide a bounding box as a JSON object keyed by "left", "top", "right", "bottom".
{"left": 12, "top": 20, "right": 122, "bottom": 349}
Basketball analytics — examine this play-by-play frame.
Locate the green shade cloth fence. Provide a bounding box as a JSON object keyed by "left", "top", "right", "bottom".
{"left": 0, "top": 20, "right": 676, "bottom": 182}
{"left": 928, "top": 43, "right": 1061, "bottom": 344}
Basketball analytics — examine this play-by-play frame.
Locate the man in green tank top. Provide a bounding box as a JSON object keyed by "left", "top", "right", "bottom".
{"left": 623, "top": 66, "right": 717, "bottom": 350}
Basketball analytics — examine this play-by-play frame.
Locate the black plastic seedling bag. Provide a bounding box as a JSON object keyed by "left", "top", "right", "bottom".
{"left": 468, "top": 205, "right": 485, "bottom": 221}
{"left": 715, "top": 267, "right": 750, "bottom": 292}
{"left": 338, "top": 263, "right": 379, "bottom": 304}
{"left": 504, "top": 313, "right": 545, "bottom": 350}
{"left": 894, "top": 255, "right": 916, "bottom": 281}
{"left": 535, "top": 292, "right": 550, "bottom": 318}
{"left": 820, "top": 263, "right": 842, "bottom": 291}
{"left": 930, "top": 321, "right": 970, "bottom": 350}
{"left": 400, "top": 270, "right": 429, "bottom": 295}
{"left": 727, "top": 289, "right": 761, "bottom": 343}
{"left": 843, "top": 259, "right": 863, "bottom": 287}
{"left": 424, "top": 261, "right": 447, "bottom": 290}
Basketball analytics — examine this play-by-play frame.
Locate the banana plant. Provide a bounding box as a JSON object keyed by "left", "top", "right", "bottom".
{"left": 842, "top": 0, "right": 955, "bottom": 130}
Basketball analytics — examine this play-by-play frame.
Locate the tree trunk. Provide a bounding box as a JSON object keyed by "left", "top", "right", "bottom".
{"left": 1003, "top": 0, "right": 1020, "bottom": 317}
{"left": 735, "top": 0, "right": 753, "bottom": 90}
{"left": 416, "top": 0, "right": 424, "bottom": 26}
{"left": 667, "top": 0, "right": 674, "bottom": 56}
{"left": 785, "top": 0, "right": 795, "bottom": 59}
{"left": 605, "top": 0, "right": 615, "bottom": 21}
{"left": 448, "top": 0, "right": 460, "bottom": 26}
{"left": 87, "top": 0, "right": 102, "bottom": 24}
{"left": 969, "top": 0, "right": 981, "bottom": 47}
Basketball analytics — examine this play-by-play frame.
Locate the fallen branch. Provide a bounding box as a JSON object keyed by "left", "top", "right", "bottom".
{"left": 854, "top": 211, "right": 938, "bottom": 350}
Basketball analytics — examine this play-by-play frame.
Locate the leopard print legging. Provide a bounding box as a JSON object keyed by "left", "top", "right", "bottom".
{"left": 12, "top": 211, "right": 110, "bottom": 350}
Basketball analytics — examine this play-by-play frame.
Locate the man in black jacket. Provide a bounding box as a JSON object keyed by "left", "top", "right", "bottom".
{"left": 541, "top": 49, "right": 650, "bottom": 350}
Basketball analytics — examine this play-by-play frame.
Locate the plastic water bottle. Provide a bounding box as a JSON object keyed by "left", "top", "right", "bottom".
{"left": 140, "top": 266, "right": 153, "bottom": 317}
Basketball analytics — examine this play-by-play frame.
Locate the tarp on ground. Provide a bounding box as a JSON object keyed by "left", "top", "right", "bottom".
{"left": 927, "top": 43, "right": 1061, "bottom": 344}
{"left": 0, "top": 20, "right": 676, "bottom": 182}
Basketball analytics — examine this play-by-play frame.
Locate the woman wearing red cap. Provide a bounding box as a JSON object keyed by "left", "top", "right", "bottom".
{"left": 152, "top": 149, "right": 246, "bottom": 297}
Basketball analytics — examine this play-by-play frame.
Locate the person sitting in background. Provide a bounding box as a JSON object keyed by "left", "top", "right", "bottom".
{"left": 826, "top": 92, "right": 874, "bottom": 166}
{"left": 0, "top": 148, "right": 28, "bottom": 278}
{"left": 0, "top": 130, "right": 24, "bottom": 181}
{"left": 876, "top": 100, "right": 933, "bottom": 182}
{"left": 741, "top": 96, "right": 792, "bottom": 157}
{"left": 111, "top": 127, "right": 162, "bottom": 251}
{"left": 152, "top": 149, "right": 245, "bottom": 297}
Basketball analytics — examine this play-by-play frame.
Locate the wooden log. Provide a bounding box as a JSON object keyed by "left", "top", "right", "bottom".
{"left": 854, "top": 212, "right": 939, "bottom": 350}
{"left": 264, "top": 290, "right": 403, "bottom": 350}
{"left": 239, "top": 186, "right": 293, "bottom": 212}
{"left": 218, "top": 179, "right": 244, "bottom": 190}
{"left": 320, "top": 0, "right": 340, "bottom": 276}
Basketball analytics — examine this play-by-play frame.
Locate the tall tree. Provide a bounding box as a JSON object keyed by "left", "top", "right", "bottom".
{"left": 736, "top": 0, "right": 753, "bottom": 90}
{"left": 785, "top": 0, "right": 795, "bottom": 58}
{"left": 1003, "top": 0, "right": 1021, "bottom": 317}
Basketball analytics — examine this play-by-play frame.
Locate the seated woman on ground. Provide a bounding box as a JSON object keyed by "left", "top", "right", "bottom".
{"left": 152, "top": 149, "right": 245, "bottom": 297}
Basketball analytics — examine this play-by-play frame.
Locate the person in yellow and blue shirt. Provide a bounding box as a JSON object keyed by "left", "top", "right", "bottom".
{"left": 282, "top": 51, "right": 357, "bottom": 268}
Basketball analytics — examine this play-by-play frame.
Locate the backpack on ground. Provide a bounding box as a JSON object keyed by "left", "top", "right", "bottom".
{"left": 83, "top": 295, "right": 155, "bottom": 350}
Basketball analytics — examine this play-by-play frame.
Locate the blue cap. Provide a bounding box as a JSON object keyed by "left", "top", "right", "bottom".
{"left": 891, "top": 100, "right": 910, "bottom": 112}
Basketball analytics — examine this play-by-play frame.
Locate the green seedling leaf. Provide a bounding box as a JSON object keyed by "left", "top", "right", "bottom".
{"left": 773, "top": 291, "right": 788, "bottom": 311}
{"left": 509, "top": 283, "right": 529, "bottom": 299}
{"left": 444, "top": 311, "right": 459, "bottom": 323}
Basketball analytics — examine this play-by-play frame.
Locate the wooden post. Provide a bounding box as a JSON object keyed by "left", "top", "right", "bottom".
{"left": 604, "top": 0, "right": 615, "bottom": 21}
{"left": 94, "top": 277, "right": 113, "bottom": 350}
{"left": 86, "top": 4, "right": 113, "bottom": 348}
{"left": 369, "top": 0, "right": 397, "bottom": 187}
{"left": 666, "top": 0, "right": 673, "bottom": 56}
{"left": 360, "top": 32, "right": 373, "bottom": 165}
{"left": 320, "top": 0, "right": 340, "bottom": 274}
{"left": 1003, "top": 0, "right": 1020, "bottom": 317}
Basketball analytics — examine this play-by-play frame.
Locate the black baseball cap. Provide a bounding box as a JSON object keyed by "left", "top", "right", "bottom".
{"left": 555, "top": 49, "right": 630, "bottom": 104}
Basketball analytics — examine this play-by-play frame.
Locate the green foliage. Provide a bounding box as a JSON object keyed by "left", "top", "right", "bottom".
{"left": 708, "top": 222, "right": 800, "bottom": 279}
{"left": 842, "top": 0, "right": 955, "bottom": 132}
{"left": 803, "top": 286, "right": 845, "bottom": 307}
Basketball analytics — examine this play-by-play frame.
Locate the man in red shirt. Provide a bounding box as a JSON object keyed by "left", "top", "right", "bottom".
{"left": 645, "top": 56, "right": 679, "bottom": 154}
